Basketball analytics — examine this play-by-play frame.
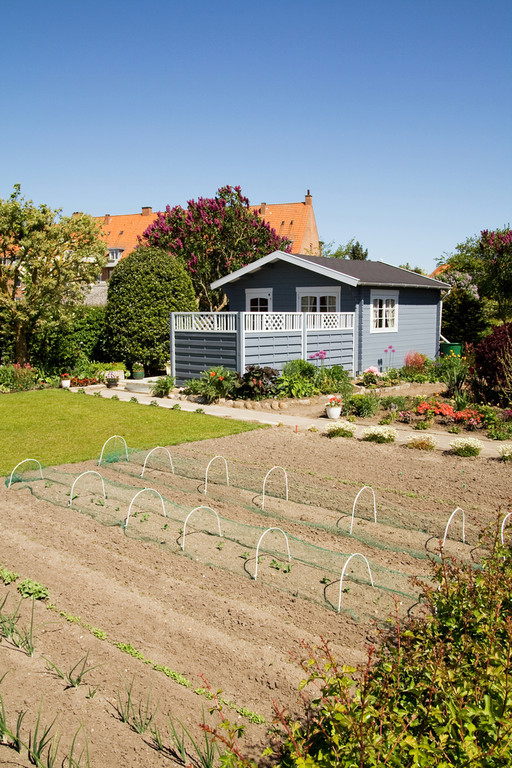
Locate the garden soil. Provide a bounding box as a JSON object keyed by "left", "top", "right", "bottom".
{"left": 0, "top": 422, "right": 510, "bottom": 767}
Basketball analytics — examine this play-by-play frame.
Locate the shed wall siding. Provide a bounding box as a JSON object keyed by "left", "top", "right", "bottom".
{"left": 358, "top": 287, "right": 440, "bottom": 372}
{"left": 306, "top": 330, "right": 354, "bottom": 370}
{"left": 244, "top": 332, "right": 303, "bottom": 370}
{"left": 225, "top": 262, "right": 357, "bottom": 313}
{"left": 174, "top": 332, "right": 237, "bottom": 383}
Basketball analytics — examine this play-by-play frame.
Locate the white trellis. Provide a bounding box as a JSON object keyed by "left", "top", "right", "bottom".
{"left": 141, "top": 446, "right": 174, "bottom": 478}
{"left": 204, "top": 456, "right": 229, "bottom": 495}
{"left": 261, "top": 466, "right": 289, "bottom": 510}
{"left": 442, "top": 507, "right": 466, "bottom": 548}
{"left": 7, "top": 459, "right": 44, "bottom": 489}
{"left": 349, "top": 485, "right": 377, "bottom": 535}
{"left": 253, "top": 527, "right": 291, "bottom": 580}
{"left": 124, "top": 488, "right": 166, "bottom": 529}
{"left": 337, "top": 553, "right": 374, "bottom": 613}
{"left": 98, "top": 435, "right": 129, "bottom": 466}
{"left": 501, "top": 512, "right": 512, "bottom": 546}
{"left": 69, "top": 471, "right": 106, "bottom": 506}
{"left": 182, "top": 506, "right": 222, "bottom": 552}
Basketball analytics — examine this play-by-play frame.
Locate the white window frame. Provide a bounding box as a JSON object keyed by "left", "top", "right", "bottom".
{"left": 296, "top": 286, "right": 340, "bottom": 312}
{"left": 245, "top": 287, "right": 273, "bottom": 312}
{"left": 370, "top": 289, "right": 399, "bottom": 333}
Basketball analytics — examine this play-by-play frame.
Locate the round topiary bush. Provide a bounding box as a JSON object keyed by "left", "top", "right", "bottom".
{"left": 105, "top": 247, "right": 196, "bottom": 369}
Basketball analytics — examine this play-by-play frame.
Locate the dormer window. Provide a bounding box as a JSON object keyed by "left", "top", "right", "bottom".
{"left": 108, "top": 248, "right": 124, "bottom": 263}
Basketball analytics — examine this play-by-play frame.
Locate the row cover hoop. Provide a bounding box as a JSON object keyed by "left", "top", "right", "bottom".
{"left": 262, "top": 466, "right": 288, "bottom": 509}
{"left": 350, "top": 485, "right": 377, "bottom": 535}
{"left": 98, "top": 435, "right": 129, "bottom": 466}
{"left": 501, "top": 511, "right": 512, "bottom": 546}
{"left": 124, "top": 488, "right": 166, "bottom": 529}
{"left": 141, "top": 446, "right": 174, "bottom": 478}
{"left": 204, "top": 456, "right": 229, "bottom": 495}
{"left": 338, "top": 553, "right": 374, "bottom": 613}
{"left": 442, "top": 507, "right": 466, "bottom": 548}
{"left": 8, "top": 459, "right": 43, "bottom": 489}
{"left": 253, "top": 527, "right": 291, "bottom": 580}
{"left": 69, "top": 471, "right": 106, "bottom": 506}
{"left": 182, "top": 506, "right": 222, "bottom": 552}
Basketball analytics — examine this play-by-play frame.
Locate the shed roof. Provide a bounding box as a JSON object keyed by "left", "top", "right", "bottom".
{"left": 210, "top": 251, "right": 449, "bottom": 290}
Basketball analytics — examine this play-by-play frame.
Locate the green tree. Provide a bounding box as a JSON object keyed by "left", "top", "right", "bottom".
{"left": 0, "top": 185, "right": 106, "bottom": 364}
{"left": 105, "top": 246, "right": 196, "bottom": 370}
{"left": 442, "top": 288, "right": 489, "bottom": 345}
{"left": 348, "top": 240, "right": 368, "bottom": 260}
{"left": 318, "top": 238, "right": 355, "bottom": 259}
{"left": 442, "top": 227, "right": 512, "bottom": 323}
{"left": 140, "top": 185, "right": 291, "bottom": 310}
{"left": 398, "top": 262, "right": 428, "bottom": 275}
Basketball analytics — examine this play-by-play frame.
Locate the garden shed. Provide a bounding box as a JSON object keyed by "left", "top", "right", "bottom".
{"left": 169, "top": 251, "right": 448, "bottom": 382}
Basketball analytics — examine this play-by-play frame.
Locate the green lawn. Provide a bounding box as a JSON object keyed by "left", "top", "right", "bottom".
{"left": 0, "top": 390, "right": 262, "bottom": 476}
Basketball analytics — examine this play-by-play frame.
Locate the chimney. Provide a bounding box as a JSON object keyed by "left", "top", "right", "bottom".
{"left": 104, "top": 214, "right": 111, "bottom": 224}
{"left": 142, "top": 206, "right": 152, "bottom": 216}
{"left": 259, "top": 202, "right": 267, "bottom": 215}
{"left": 305, "top": 190, "right": 312, "bottom": 206}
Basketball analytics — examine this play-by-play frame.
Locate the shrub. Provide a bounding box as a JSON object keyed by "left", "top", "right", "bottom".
{"left": 150, "top": 375, "right": 175, "bottom": 398}
{"left": 474, "top": 322, "right": 512, "bottom": 404}
{"left": 450, "top": 437, "right": 483, "bottom": 457}
{"left": 349, "top": 392, "right": 380, "bottom": 418}
{"left": 441, "top": 286, "right": 489, "bottom": 345}
{"left": 408, "top": 434, "right": 437, "bottom": 451}
{"left": 236, "top": 365, "right": 279, "bottom": 400}
{"left": 0, "top": 363, "right": 40, "bottom": 391}
{"left": 315, "top": 365, "right": 353, "bottom": 400}
{"left": 183, "top": 366, "right": 237, "bottom": 403}
{"left": 497, "top": 443, "right": 512, "bottom": 461}
{"left": 105, "top": 246, "right": 196, "bottom": 369}
{"left": 380, "top": 395, "right": 407, "bottom": 411}
{"left": 278, "top": 359, "right": 319, "bottom": 398}
{"left": 404, "top": 351, "right": 426, "bottom": 370}
{"left": 362, "top": 425, "right": 397, "bottom": 443}
{"left": 261, "top": 532, "right": 512, "bottom": 767}
{"left": 326, "top": 420, "right": 356, "bottom": 438}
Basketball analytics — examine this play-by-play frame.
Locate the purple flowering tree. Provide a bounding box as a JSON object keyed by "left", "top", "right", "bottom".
{"left": 139, "top": 185, "right": 291, "bottom": 311}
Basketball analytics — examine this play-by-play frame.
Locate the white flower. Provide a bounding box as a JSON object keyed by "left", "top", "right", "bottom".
{"left": 326, "top": 419, "right": 356, "bottom": 435}
{"left": 408, "top": 434, "right": 437, "bottom": 450}
{"left": 497, "top": 443, "right": 512, "bottom": 461}
{"left": 450, "top": 437, "right": 483, "bottom": 457}
{"left": 362, "top": 426, "right": 397, "bottom": 443}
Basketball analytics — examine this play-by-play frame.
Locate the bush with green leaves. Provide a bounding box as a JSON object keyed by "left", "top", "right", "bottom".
{"left": 449, "top": 437, "right": 482, "bottom": 457}
{"left": 183, "top": 366, "right": 237, "bottom": 403}
{"left": 260, "top": 531, "right": 512, "bottom": 768}
{"left": 380, "top": 394, "right": 407, "bottom": 411}
{"left": 325, "top": 420, "right": 356, "bottom": 438}
{"left": 277, "top": 359, "right": 318, "bottom": 398}
{"left": 150, "top": 375, "right": 175, "bottom": 398}
{"left": 105, "top": 247, "right": 196, "bottom": 370}
{"left": 0, "top": 364, "right": 40, "bottom": 391}
{"left": 235, "top": 365, "right": 279, "bottom": 400}
{"left": 349, "top": 392, "right": 380, "bottom": 417}
{"left": 362, "top": 425, "right": 397, "bottom": 443}
{"left": 315, "top": 364, "right": 353, "bottom": 401}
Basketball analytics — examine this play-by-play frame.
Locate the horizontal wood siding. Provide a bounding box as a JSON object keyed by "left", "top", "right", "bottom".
{"left": 225, "top": 261, "right": 357, "bottom": 312}
{"left": 244, "top": 332, "right": 303, "bottom": 371}
{"left": 306, "top": 330, "right": 353, "bottom": 372}
{"left": 358, "top": 287, "right": 441, "bottom": 372}
{"left": 174, "top": 332, "right": 237, "bottom": 383}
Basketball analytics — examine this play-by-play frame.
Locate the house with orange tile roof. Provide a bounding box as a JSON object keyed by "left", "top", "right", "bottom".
{"left": 93, "top": 192, "right": 320, "bottom": 283}
{"left": 251, "top": 191, "right": 320, "bottom": 256}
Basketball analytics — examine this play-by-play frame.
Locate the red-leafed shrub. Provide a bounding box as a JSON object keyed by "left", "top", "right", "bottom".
{"left": 474, "top": 323, "right": 512, "bottom": 403}
{"left": 404, "top": 351, "right": 427, "bottom": 370}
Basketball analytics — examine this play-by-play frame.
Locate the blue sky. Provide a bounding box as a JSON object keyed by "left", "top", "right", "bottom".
{"left": 1, "top": 0, "right": 510, "bottom": 273}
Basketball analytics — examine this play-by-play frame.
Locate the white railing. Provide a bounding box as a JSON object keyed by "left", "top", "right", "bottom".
{"left": 244, "top": 312, "right": 302, "bottom": 333}
{"left": 305, "top": 312, "right": 355, "bottom": 330}
{"left": 173, "top": 313, "right": 238, "bottom": 332}
{"left": 173, "top": 312, "right": 355, "bottom": 334}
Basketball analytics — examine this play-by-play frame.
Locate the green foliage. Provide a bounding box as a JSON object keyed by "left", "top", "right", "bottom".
{"left": 140, "top": 185, "right": 291, "bottom": 310}
{"left": 16, "top": 579, "right": 49, "bottom": 600}
{"left": 380, "top": 395, "right": 406, "bottom": 410}
{"left": 442, "top": 287, "right": 489, "bottom": 345}
{"left": 264, "top": 532, "right": 512, "bottom": 767}
{"left": 235, "top": 365, "right": 279, "bottom": 400}
{"left": 44, "top": 652, "right": 102, "bottom": 689}
{"left": 105, "top": 246, "right": 196, "bottom": 369}
{"left": 348, "top": 239, "right": 368, "bottom": 260}
{"left": 0, "top": 363, "right": 39, "bottom": 391}
{"left": 183, "top": 366, "right": 238, "bottom": 403}
{"left": 0, "top": 185, "right": 106, "bottom": 364}
{"left": 27, "top": 306, "right": 108, "bottom": 373}
{"left": 150, "top": 375, "right": 175, "bottom": 398}
{"left": 436, "top": 351, "right": 469, "bottom": 396}
{"left": 278, "top": 359, "right": 318, "bottom": 398}
{"left": 474, "top": 322, "right": 512, "bottom": 404}
{"left": 349, "top": 392, "right": 380, "bottom": 417}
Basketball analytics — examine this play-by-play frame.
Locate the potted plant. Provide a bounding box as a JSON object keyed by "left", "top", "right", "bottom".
{"left": 60, "top": 373, "right": 71, "bottom": 389}
{"left": 325, "top": 396, "right": 342, "bottom": 419}
{"left": 104, "top": 371, "right": 119, "bottom": 388}
{"left": 132, "top": 363, "right": 144, "bottom": 380}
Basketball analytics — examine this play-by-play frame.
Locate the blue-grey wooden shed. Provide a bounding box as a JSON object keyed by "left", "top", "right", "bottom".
{"left": 170, "top": 251, "right": 448, "bottom": 382}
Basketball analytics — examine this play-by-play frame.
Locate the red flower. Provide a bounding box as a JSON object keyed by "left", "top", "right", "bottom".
{"left": 219, "top": 376, "right": 224, "bottom": 381}
{"left": 210, "top": 371, "right": 216, "bottom": 377}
